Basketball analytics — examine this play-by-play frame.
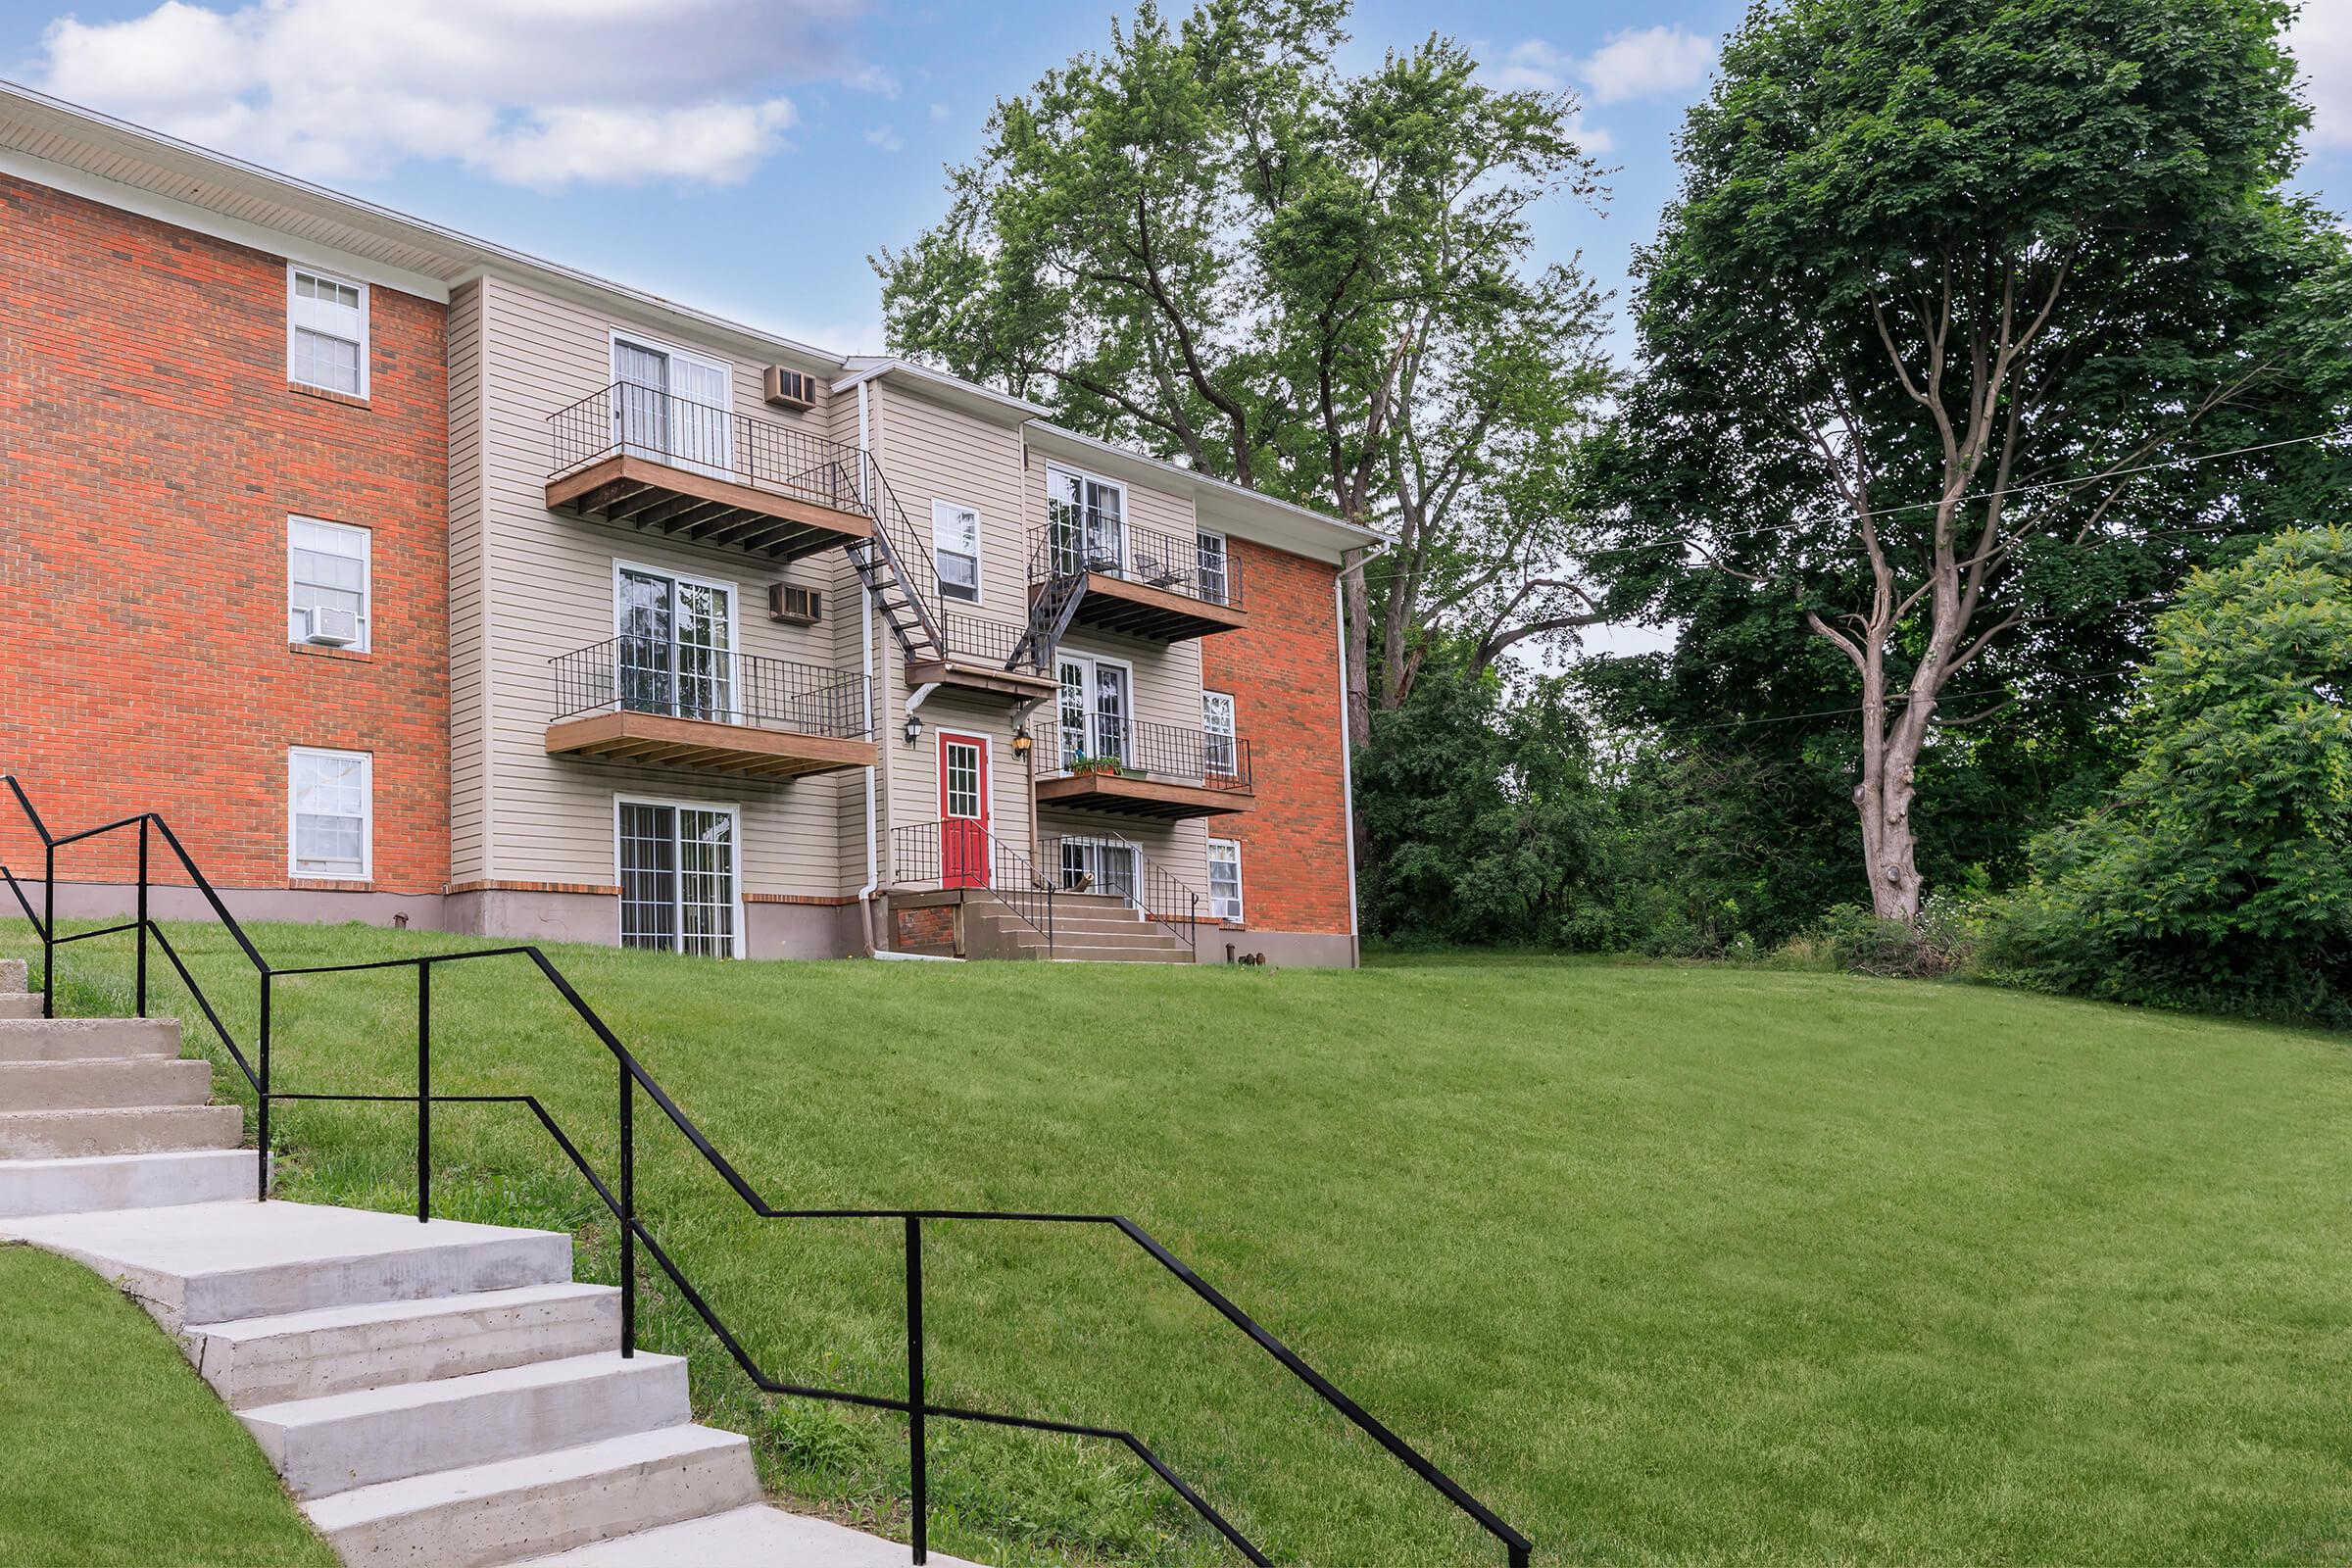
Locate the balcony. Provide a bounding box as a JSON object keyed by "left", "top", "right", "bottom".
{"left": 905, "top": 611, "right": 1063, "bottom": 702}
{"left": 545, "top": 637, "right": 875, "bottom": 780}
{"left": 546, "top": 383, "right": 874, "bottom": 563}
{"left": 1029, "top": 518, "right": 1247, "bottom": 643}
{"left": 1033, "top": 716, "right": 1254, "bottom": 820}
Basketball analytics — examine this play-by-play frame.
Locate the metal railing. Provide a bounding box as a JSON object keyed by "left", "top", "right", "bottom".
{"left": 548, "top": 381, "right": 865, "bottom": 515}
{"left": 1033, "top": 516, "right": 1244, "bottom": 612}
{"left": 549, "top": 636, "right": 869, "bottom": 740}
{"left": 1041, "top": 716, "right": 1254, "bottom": 792}
{"left": 0, "top": 773, "right": 1531, "bottom": 1568}
{"left": 887, "top": 821, "right": 1057, "bottom": 953}
{"left": 1038, "top": 832, "right": 1204, "bottom": 956}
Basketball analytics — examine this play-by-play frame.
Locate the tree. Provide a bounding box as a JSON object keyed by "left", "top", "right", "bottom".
{"left": 874, "top": 0, "right": 1612, "bottom": 737}
{"left": 1985, "top": 528, "right": 2352, "bottom": 1025}
{"left": 1611, "top": 0, "right": 2350, "bottom": 922}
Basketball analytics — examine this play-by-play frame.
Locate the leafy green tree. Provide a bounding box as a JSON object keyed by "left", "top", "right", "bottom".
{"left": 875, "top": 0, "right": 1612, "bottom": 736}
{"left": 1608, "top": 0, "right": 2351, "bottom": 923}
{"left": 1987, "top": 528, "right": 2352, "bottom": 1024}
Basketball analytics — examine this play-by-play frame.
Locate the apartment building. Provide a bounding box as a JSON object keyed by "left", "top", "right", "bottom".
{"left": 0, "top": 85, "right": 1367, "bottom": 966}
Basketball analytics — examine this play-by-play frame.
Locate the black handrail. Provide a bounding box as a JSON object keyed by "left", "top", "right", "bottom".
{"left": 1042, "top": 716, "right": 1254, "bottom": 792}
{"left": 1038, "top": 831, "right": 1204, "bottom": 956}
{"left": 1032, "top": 514, "right": 1244, "bottom": 612}
{"left": 0, "top": 773, "right": 1532, "bottom": 1567}
{"left": 549, "top": 636, "right": 870, "bottom": 740}
{"left": 888, "top": 820, "right": 1057, "bottom": 954}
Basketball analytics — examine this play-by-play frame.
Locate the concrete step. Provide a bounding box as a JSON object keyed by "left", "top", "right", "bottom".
{"left": 186, "top": 1282, "right": 626, "bottom": 1409}
{"left": 0, "top": 1055, "right": 214, "bottom": 1110}
{"left": 0, "top": 993, "right": 42, "bottom": 1019}
{"left": 305, "top": 1424, "right": 761, "bottom": 1568}
{"left": 0, "top": 1102, "right": 243, "bottom": 1158}
{"left": 0, "top": 1200, "right": 574, "bottom": 1330}
{"left": 0, "top": 958, "right": 25, "bottom": 995}
{"left": 241, "top": 1350, "right": 693, "bottom": 1499}
{"left": 1049, "top": 945, "right": 1194, "bottom": 963}
{"left": 0, "top": 1016, "right": 180, "bottom": 1062}
{"left": 0, "top": 1148, "right": 257, "bottom": 1218}
{"left": 509, "top": 1503, "right": 987, "bottom": 1567}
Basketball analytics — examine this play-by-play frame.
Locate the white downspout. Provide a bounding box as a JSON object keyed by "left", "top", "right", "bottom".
{"left": 1335, "top": 575, "right": 1361, "bottom": 966}
{"left": 856, "top": 378, "right": 882, "bottom": 955}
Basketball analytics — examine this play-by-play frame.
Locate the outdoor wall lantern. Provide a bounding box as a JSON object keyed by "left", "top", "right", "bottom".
{"left": 1011, "top": 725, "right": 1033, "bottom": 758}
{"left": 904, "top": 712, "right": 924, "bottom": 747}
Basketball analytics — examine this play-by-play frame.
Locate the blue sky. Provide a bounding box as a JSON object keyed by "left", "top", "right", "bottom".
{"left": 9, "top": 0, "right": 2338, "bottom": 367}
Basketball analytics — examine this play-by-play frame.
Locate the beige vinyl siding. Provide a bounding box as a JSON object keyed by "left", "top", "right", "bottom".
{"left": 445, "top": 279, "right": 490, "bottom": 884}
{"left": 470, "top": 273, "right": 865, "bottom": 898}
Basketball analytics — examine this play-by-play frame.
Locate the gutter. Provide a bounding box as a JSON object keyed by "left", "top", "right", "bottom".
{"left": 855, "top": 378, "right": 882, "bottom": 956}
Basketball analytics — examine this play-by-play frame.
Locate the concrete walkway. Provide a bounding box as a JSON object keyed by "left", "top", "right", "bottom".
{"left": 0, "top": 955, "right": 979, "bottom": 1567}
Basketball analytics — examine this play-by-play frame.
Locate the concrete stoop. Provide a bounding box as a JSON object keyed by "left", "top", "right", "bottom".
{"left": 0, "top": 953, "right": 983, "bottom": 1566}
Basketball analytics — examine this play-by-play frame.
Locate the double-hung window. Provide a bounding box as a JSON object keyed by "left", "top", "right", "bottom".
{"left": 933, "top": 499, "right": 982, "bottom": 603}
{"left": 1196, "top": 530, "right": 1229, "bottom": 604}
{"left": 289, "top": 748, "right": 371, "bottom": 880}
{"left": 288, "top": 517, "right": 370, "bottom": 649}
{"left": 289, "top": 267, "right": 368, "bottom": 396}
{"left": 1202, "top": 690, "right": 1237, "bottom": 778}
{"left": 1207, "top": 838, "right": 1244, "bottom": 922}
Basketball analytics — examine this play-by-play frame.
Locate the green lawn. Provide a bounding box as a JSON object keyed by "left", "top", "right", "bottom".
{"left": 0, "top": 1243, "right": 337, "bottom": 1568}
{"left": 13, "top": 919, "right": 2352, "bottom": 1566}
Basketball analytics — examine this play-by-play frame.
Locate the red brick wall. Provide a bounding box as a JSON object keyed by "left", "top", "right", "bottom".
{"left": 0, "top": 173, "right": 449, "bottom": 895}
{"left": 1201, "top": 539, "right": 1353, "bottom": 936}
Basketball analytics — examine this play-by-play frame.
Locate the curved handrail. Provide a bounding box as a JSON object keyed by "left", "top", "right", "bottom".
{"left": 0, "top": 772, "right": 1532, "bottom": 1567}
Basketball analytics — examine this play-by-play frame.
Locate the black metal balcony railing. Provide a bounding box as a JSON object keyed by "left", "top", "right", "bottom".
{"left": 1042, "top": 715, "right": 1253, "bottom": 791}
{"left": 549, "top": 382, "right": 864, "bottom": 514}
{"left": 1038, "top": 831, "right": 1204, "bottom": 955}
{"left": 550, "top": 636, "right": 869, "bottom": 740}
{"left": 1032, "top": 515, "right": 1244, "bottom": 612}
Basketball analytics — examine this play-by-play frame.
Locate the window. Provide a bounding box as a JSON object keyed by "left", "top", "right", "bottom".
{"left": 288, "top": 267, "right": 367, "bottom": 396}
{"left": 617, "top": 799, "right": 741, "bottom": 957}
{"left": 1208, "top": 839, "right": 1244, "bottom": 922}
{"left": 1045, "top": 466, "right": 1125, "bottom": 576}
{"left": 616, "top": 564, "right": 736, "bottom": 722}
{"left": 1197, "top": 530, "right": 1229, "bottom": 605}
{"left": 1055, "top": 654, "right": 1131, "bottom": 765}
{"left": 932, "top": 499, "right": 981, "bottom": 603}
{"left": 288, "top": 517, "right": 370, "bottom": 649}
{"left": 289, "top": 748, "right": 371, "bottom": 880}
{"left": 612, "top": 334, "right": 732, "bottom": 477}
{"left": 1202, "top": 690, "right": 1237, "bottom": 777}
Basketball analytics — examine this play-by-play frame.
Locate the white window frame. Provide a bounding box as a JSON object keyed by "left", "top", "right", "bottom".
{"left": 610, "top": 329, "right": 734, "bottom": 478}
{"left": 287, "top": 747, "right": 372, "bottom": 882}
{"left": 1208, "top": 837, "right": 1245, "bottom": 923}
{"left": 612, "top": 793, "right": 747, "bottom": 959}
{"left": 287, "top": 265, "right": 368, "bottom": 398}
{"left": 612, "top": 559, "right": 743, "bottom": 723}
{"left": 287, "top": 516, "right": 371, "bottom": 651}
{"left": 1202, "top": 689, "right": 1237, "bottom": 776}
{"left": 931, "top": 497, "right": 984, "bottom": 605}
{"left": 1045, "top": 464, "right": 1129, "bottom": 576}
{"left": 1054, "top": 651, "right": 1136, "bottom": 767}
{"left": 1196, "top": 528, "right": 1229, "bottom": 604}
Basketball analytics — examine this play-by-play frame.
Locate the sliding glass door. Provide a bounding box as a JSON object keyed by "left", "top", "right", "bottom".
{"left": 617, "top": 800, "right": 741, "bottom": 957}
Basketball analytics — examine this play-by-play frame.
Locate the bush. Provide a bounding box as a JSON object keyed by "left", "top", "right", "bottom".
{"left": 1790, "top": 896, "right": 1978, "bottom": 979}
{"left": 1982, "top": 529, "right": 2352, "bottom": 1027}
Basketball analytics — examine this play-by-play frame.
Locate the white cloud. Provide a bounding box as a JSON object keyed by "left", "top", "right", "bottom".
{"left": 929, "top": 101, "right": 952, "bottom": 123}
{"left": 1489, "top": 24, "right": 1718, "bottom": 107}
{"left": 2290, "top": 7, "right": 2352, "bottom": 149}
{"left": 35, "top": 0, "right": 878, "bottom": 187}
{"left": 1579, "top": 24, "right": 1718, "bottom": 105}
{"left": 863, "top": 124, "right": 904, "bottom": 153}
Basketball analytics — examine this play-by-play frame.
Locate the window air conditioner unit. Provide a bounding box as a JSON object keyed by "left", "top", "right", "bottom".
{"left": 763, "top": 367, "right": 818, "bottom": 410}
{"left": 769, "top": 583, "right": 821, "bottom": 625}
{"left": 307, "top": 607, "right": 361, "bottom": 647}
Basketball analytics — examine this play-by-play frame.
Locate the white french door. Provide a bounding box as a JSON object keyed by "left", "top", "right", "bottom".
{"left": 1058, "top": 836, "right": 1139, "bottom": 903}
{"left": 617, "top": 566, "right": 735, "bottom": 723}
{"left": 617, "top": 799, "right": 741, "bottom": 957}
{"left": 613, "top": 335, "right": 732, "bottom": 478}
{"left": 1055, "top": 655, "right": 1131, "bottom": 766}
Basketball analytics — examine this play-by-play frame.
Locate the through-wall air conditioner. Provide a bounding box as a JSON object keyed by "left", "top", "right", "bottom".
{"left": 763, "top": 366, "right": 818, "bottom": 410}
{"left": 769, "top": 583, "right": 821, "bottom": 625}
{"left": 307, "top": 607, "right": 361, "bottom": 647}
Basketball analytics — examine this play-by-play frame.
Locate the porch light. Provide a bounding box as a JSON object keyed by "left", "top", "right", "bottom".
{"left": 1010, "top": 725, "right": 1033, "bottom": 758}
{"left": 904, "top": 712, "right": 924, "bottom": 747}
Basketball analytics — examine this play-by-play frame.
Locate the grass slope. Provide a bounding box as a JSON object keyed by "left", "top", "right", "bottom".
{"left": 15, "top": 920, "right": 2352, "bottom": 1566}
{"left": 0, "top": 1244, "right": 336, "bottom": 1568}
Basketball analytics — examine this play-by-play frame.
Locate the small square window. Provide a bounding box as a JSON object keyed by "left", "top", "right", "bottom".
{"left": 289, "top": 266, "right": 368, "bottom": 397}
{"left": 288, "top": 517, "right": 370, "bottom": 650}
{"left": 289, "top": 748, "right": 371, "bottom": 880}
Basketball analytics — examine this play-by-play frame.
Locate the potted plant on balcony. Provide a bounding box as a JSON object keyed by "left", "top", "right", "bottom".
{"left": 1067, "top": 753, "right": 1125, "bottom": 778}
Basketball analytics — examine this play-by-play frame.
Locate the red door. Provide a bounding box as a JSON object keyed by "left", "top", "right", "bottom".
{"left": 939, "top": 733, "right": 991, "bottom": 889}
